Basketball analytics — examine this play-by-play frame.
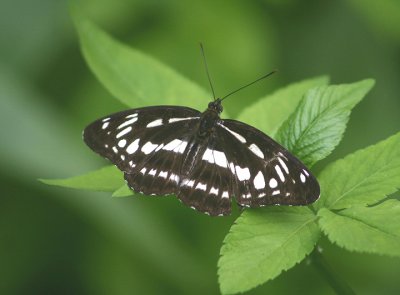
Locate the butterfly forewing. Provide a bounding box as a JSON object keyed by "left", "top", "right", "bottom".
{"left": 83, "top": 106, "right": 201, "bottom": 174}
{"left": 84, "top": 106, "right": 201, "bottom": 196}
{"left": 216, "top": 119, "right": 320, "bottom": 207}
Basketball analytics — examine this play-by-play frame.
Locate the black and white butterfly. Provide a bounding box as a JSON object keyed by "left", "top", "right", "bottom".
{"left": 84, "top": 46, "right": 319, "bottom": 216}
{"left": 84, "top": 96, "right": 320, "bottom": 216}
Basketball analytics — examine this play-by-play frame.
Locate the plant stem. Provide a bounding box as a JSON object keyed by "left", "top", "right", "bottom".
{"left": 311, "top": 247, "right": 356, "bottom": 295}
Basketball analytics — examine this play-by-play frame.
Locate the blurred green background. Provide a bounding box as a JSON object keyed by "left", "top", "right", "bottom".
{"left": 1, "top": 0, "right": 399, "bottom": 294}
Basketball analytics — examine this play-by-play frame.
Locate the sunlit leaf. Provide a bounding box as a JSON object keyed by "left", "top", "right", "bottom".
{"left": 73, "top": 12, "right": 209, "bottom": 110}
{"left": 40, "top": 165, "right": 123, "bottom": 192}
{"left": 276, "top": 79, "right": 374, "bottom": 167}
{"left": 218, "top": 207, "right": 319, "bottom": 294}
{"left": 316, "top": 132, "right": 400, "bottom": 210}
{"left": 318, "top": 200, "right": 400, "bottom": 257}
{"left": 238, "top": 76, "right": 329, "bottom": 136}
{"left": 112, "top": 184, "right": 134, "bottom": 197}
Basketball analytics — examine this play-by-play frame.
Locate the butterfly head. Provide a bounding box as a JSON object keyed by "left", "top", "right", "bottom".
{"left": 208, "top": 99, "right": 223, "bottom": 114}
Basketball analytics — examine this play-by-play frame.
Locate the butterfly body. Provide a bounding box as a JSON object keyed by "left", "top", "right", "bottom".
{"left": 84, "top": 99, "right": 320, "bottom": 216}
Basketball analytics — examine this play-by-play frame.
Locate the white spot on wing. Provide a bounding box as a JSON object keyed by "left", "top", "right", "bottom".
{"left": 146, "top": 119, "right": 163, "bottom": 128}
{"left": 300, "top": 173, "right": 306, "bottom": 183}
{"left": 269, "top": 178, "right": 278, "bottom": 188}
{"left": 118, "top": 117, "right": 138, "bottom": 129}
{"left": 258, "top": 192, "right": 266, "bottom": 198}
{"left": 249, "top": 143, "right": 264, "bottom": 159}
{"left": 126, "top": 113, "right": 138, "bottom": 119}
{"left": 229, "top": 162, "right": 235, "bottom": 174}
{"left": 112, "top": 146, "right": 118, "bottom": 154}
{"left": 168, "top": 117, "right": 197, "bottom": 123}
{"left": 183, "top": 179, "right": 195, "bottom": 187}
{"left": 163, "top": 139, "right": 182, "bottom": 151}
{"left": 141, "top": 141, "right": 158, "bottom": 155}
{"left": 235, "top": 166, "right": 251, "bottom": 181}
{"left": 202, "top": 148, "right": 214, "bottom": 163}
{"left": 129, "top": 161, "right": 135, "bottom": 167}
{"left": 275, "top": 165, "right": 285, "bottom": 182}
{"left": 140, "top": 168, "right": 146, "bottom": 174}
{"left": 155, "top": 144, "right": 164, "bottom": 151}
{"left": 278, "top": 157, "right": 289, "bottom": 174}
{"left": 278, "top": 151, "right": 288, "bottom": 160}
{"left": 218, "top": 123, "right": 246, "bottom": 143}
{"left": 102, "top": 122, "right": 109, "bottom": 129}
{"left": 159, "top": 171, "right": 168, "bottom": 179}
{"left": 116, "top": 126, "right": 132, "bottom": 138}
{"left": 148, "top": 169, "right": 157, "bottom": 176}
{"left": 213, "top": 150, "right": 228, "bottom": 168}
{"left": 222, "top": 191, "right": 229, "bottom": 199}
{"left": 195, "top": 182, "right": 207, "bottom": 191}
{"left": 126, "top": 138, "right": 140, "bottom": 154}
{"left": 242, "top": 193, "right": 251, "bottom": 199}
{"left": 302, "top": 169, "right": 310, "bottom": 177}
{"left": 210, "top": 187, "right": 219, "bottom": 195}
{"left": 253, "top": 171, "right": 265, "bottom": 190}
{"left": 174, "top": 140, "right": 188, "bottom": 154}
{"left": 118, "top": 139, "right": 127, "bottom": 148}
{"left": 272, "top": 190, "right": 280, "bottom": 196}
{"left": 102, "top": 117, "right": 110, "bottom": 122}
{"left": 169, "top": 173, "right": 180, "bottom": 184}
{"left": 120, "top": 155, "right": 125, "bottom": 161}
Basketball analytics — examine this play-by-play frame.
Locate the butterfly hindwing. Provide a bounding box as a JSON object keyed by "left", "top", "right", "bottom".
{"left": 216, "top": 119, "right": 320, "bottom": 207}
{"left": 123, "top": 128, "right": 196, "bottom": 196}
{"left": 176, "top": 136, "right": 234, "bottom": 216}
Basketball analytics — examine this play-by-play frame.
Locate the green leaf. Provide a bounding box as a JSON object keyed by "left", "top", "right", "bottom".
{"left": 40, "top": 165, "right": 124, "bottom": 192}
{"left": 316, "top": 132, "right": 400, "bottom": 210}
{"left": 275, "top": 79, "right": 375, "bottom": 167}
{"left": 318, "top": 200, "right": 400, "bottom": 257}
{"left": 112, "top": 185, "right": 134, "bottom": 197}
{"left": 238, "top": 76, "right": 329, "bottom": 136}
{"left": 218, "top": 207, "right": 320, "bottom": 294}
{"left": 73, "top": 13, "right": 209, "bottom": 109}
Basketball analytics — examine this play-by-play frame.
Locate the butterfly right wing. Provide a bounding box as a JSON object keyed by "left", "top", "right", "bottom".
{"left": 83, "top": 106, "right": 201, "bottom": 195}
{"left": 215, "top": 119, "right": 320, "bottom": 208}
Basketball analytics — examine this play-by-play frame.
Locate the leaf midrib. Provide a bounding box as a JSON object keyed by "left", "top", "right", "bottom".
{"left": 287, "top": 91, "right": 349, "bottom": 154}
{"left": 338, "top": 211, "right": 400, "bottom": 240}
{"left": 328, "top": 162, "right": 390, "bottom": 208}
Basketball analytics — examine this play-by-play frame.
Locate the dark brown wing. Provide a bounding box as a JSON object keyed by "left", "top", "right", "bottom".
{"left": 215, "top": 119, "right": 320, "bottom": 207}
{"left": 176, "top": 135, "right": 235, "bottom": 216}
{"left": 84, "top": 106, "right": 201, "bottom": 196}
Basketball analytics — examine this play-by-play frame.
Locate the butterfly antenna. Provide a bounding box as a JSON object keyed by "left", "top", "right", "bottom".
{"left": 200, "top": 43, "right": 217, "bottom": 100}
{"left": 221, "top": 70, "right": 278, "bottom": 101}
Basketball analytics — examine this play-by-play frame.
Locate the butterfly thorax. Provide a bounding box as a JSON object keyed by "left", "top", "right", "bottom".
{"left": 180, "top": 100, "right": 222, "bottom": 177}
{"left": 198, "top": 99, "right": 223, "bottom": 138}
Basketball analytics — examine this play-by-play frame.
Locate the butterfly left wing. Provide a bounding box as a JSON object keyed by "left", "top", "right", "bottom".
{"left": 83, "top": 106, "right": 201, "bottom": 196}
{"left": 215, "top": 119, "right": 320, "bottom": 208}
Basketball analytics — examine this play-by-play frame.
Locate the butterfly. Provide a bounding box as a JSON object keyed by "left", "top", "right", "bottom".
{"left": 83, "top": 46, "right": 320, "bottom": 216}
